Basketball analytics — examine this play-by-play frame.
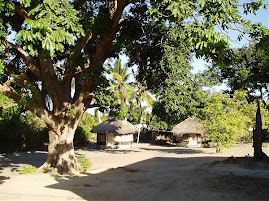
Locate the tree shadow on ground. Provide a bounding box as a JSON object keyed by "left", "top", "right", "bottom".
{"left": 0, "top": 151, "right": 47, "bottom": 168}
{"left": 0, "top": 176, "right": 10, "bottom": 185}
{"left": 0, "top": 151, "right": 47, "bottom": 184}
{"left": 96, "top": 149, "right": 141, "bottom": 154}
{"left": 45, "top": 156, "right": 269, "bottom": 201}
{"left": 140, "top": 147, "right": 205, "bottom": 154}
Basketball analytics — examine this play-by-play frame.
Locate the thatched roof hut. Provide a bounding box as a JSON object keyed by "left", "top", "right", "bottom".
{"left": 91, "top": 118, "right": 136, "bottom": 134}
{"left": 91, "top": 118, "right": 135, "bottom": 149}
{"left": 172, "top": 117, "right": 204, "bottom": 137}
{"left": 172, "top": 117, "right": 205, "bottom": 147}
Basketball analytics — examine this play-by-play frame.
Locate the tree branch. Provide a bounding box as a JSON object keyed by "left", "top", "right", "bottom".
{"left": 78, "top": 0, "right": 128, "bottom": 110}
{"left": 24, "top": 72, "right": 47, "bottom": 109}
{"left": 0, "top": 38, "right": 41, "bottom": 79}
{"left": 38, "top": 54, "right": 63, "bottom": 111}
{"left": 63, "top": 33, "right": 92, "bottom": 92}
{"left": 93, "top": 0, "right": 128, "bottom": 66}
{"left": 0, "top": 78, "right": 57, "bottom": 129}
{"left": 14, "top": 2, "right": 35, "bottom": 20}
{"left": 0, "top": 80, "right": 22, "bottom": 103}
{"left": 25, "top": 104, "right": 57, "bottom": 129}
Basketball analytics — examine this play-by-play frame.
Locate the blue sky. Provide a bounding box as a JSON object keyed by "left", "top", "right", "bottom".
{"left": 191, "top": 0, "right": 269, "bottom": 74}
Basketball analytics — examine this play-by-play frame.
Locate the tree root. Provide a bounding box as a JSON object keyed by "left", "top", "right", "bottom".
{"left": 37, "top": 161, "right": 81, "bottom": 175}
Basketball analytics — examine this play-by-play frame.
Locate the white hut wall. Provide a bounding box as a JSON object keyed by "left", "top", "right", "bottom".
{"left": 114, "top": 134, "right": 134, "bottom": 148}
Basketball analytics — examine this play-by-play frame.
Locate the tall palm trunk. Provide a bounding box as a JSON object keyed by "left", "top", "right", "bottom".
{"left": 136, "top": 101, "right": 143, "bottom": 146}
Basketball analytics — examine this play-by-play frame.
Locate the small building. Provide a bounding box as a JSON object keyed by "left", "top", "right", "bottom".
{"left": 172, "top": 117, "right": 205, "bottom": 147}
{"left": 91, "top": 118, "right": 135, "bottom": 149}
{"left": 151, "top": 130, "right": 173, "bottom": 145}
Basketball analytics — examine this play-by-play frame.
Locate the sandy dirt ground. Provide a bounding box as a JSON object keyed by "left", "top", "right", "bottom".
{"left": 0, "top": 143, "right": 268, "bottom": 201}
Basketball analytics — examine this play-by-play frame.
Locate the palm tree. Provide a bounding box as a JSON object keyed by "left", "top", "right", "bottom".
{"left": 132, "top": 81, "right": 154, "bottom": 145}
{"left": 109, "top": 60, "right": 134, "bottom": 117}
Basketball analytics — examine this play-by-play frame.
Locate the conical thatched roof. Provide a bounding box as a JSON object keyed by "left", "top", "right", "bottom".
{"left": 91, "top": 118, "right": 136, "bottom": 134}
{"left": 172, "top": 117, "right": 204, "bottom": 136}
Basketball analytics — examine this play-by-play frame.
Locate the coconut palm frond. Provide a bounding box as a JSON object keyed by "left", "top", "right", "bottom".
{"left": 144, "top": 93, "right": 154, "bottom": 108}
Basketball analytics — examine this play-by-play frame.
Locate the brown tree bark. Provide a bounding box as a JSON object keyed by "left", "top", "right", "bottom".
{"left": 253, "top": 101, "right": 268, "bottom": 159}
{"left": 39, "top": 120, "right": 81, "bottom": 174}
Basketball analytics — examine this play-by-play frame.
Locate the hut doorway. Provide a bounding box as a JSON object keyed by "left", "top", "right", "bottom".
{"left": 189, "top": 134, "right": 198, "bottom": 147}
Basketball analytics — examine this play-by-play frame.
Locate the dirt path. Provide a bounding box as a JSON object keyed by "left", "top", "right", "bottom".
{"left": 0, "top": 143, "right": 268, "bottom": 201}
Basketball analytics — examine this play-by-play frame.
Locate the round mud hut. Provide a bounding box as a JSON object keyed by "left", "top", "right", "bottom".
{"left": 91, "top": 118, "right": 136, "bottom": 149}
{"left": 172, "top": 117, "right": 205, "bottom": 147}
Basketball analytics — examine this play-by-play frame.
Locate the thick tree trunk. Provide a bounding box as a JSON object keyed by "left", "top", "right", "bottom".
{"left": 39, "top": 123, "right": 81, "bottom": 174}
{"left": 253, "top": 102, "right": 268, "bottom": 159}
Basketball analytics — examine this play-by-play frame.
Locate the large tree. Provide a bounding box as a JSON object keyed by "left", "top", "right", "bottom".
{"left": 0, "top": 0, "right": 266, "bottom": 174}
{"left": 209, "top": 41, "right": 269, "bottom": 99}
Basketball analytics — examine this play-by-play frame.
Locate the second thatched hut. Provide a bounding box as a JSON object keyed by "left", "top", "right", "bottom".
{"left": 91, "top": 118, "right": 136, "bottom": 149}
{"left": 172, "top": 117, "right": 205, "bottom": 147}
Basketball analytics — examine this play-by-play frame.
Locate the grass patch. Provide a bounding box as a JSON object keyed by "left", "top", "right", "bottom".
{"left": 16, "top": 165, "right": 38, "bottom": 174}
{"left": 77, "top": 154, "right": 92, "bottom": 172}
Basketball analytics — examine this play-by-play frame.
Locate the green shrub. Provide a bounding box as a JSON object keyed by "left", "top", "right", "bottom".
{"left": 74, "top": 112, "right": 97, "bottom": 146}
{"left": 0, "top": 108, "right": 48, "bottom": 153}
{"left": 0, "top": 102, "right": 98, "bottom": 152}
{"left": 74, "top": 126, "right": 92, "bottom": 146}
{"left": 18, "top": 165, "right": 38, "bottom": 174}
{"left": 76, "top": 154, "right": 92, "bottom": 172}
{"left": 202, "top": 91, "right": 256, "bottom": 152}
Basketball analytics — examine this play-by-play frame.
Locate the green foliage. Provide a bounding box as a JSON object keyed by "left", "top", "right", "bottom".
{"left": 0, "top": 106, "right": 48, "bottom": 153}
{"left": 76, "top": 154, "right": 92, "bottom": 172}
{"left": 0, "top": 0, "right": 14, "bottom": 38}
{"left": 74, "top": 112, "right": 97, "bottom": 146}
{"left": 148, "top": 25, "right": 207, "bottom": 128}
{"left": 109, "top": 60, "right": 134, "bottom": 113}
{"left": 201, "top": 91, "right": 257, "bottom": 152}
{"left": 261, "top": 107, "right": 269, "bottom": 129}
{"left": 0, "top": 58, "right": 4, "bottom": 73}
{"left": 17, "top": 165, "right": 38, "bottom": 174}
{"left": 149, "top": 115, "right": 168, "bottom": 131}
{"left": 17, "top": 0, "right": 85, "bottom": 57}
{"left": 0, "top": 94, "right": 16, "bottom": 113}
{"left": 127, "top": 104, "right": 144, "bottom": 125}
{"left": 211, "top": 41, "right": 269, "bottom": 97}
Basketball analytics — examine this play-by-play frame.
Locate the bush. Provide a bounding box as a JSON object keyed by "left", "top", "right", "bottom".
{"left": 74, "top": 126, "right": 95, "bottom": 146}
{"left": 0, "top": 103, "right": 98, "bottom": 152}
{"left": 74, "top": 112, "right": 97, "bottom": 147}
{"left": 0, "top": 108, "right": 48, "bottom": 153}
{"left": 76, "top": 154, "right": 92, "bottom": 172}
{"left": 16, "top": 165, "right": 38, "bottom": 174}
{"left": 202, "top": 91, "right": 255, "bottom": 152}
